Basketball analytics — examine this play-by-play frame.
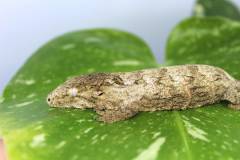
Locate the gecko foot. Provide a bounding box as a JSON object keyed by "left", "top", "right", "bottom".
{"left": 228, "top": 104, "right": 240, "bottom": 110}
{"left": 96, "top": 108, "right": 138, "bottom": 123}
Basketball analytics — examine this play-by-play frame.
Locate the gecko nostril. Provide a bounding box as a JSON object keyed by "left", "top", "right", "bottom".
{"left": 47, "top": 98, "right": 51, "bottom": 102}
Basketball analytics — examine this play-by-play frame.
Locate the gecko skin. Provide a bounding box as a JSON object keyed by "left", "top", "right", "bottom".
{"left": 47, "top": 64, "right": 240, "bottom": 123}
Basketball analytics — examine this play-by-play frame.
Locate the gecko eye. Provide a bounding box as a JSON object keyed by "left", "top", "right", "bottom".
{"left": 68, "top": 88, "right": 78, "bottom": 97}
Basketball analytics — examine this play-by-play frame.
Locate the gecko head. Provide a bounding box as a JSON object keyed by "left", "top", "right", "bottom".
{"left": 46, "top": 75, "right": 105, "bottom": 109}
{"left": 47, "top": 85, "right": 81, "bottom": 108}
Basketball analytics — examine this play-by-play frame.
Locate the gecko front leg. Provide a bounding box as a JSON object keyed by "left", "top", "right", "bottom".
{"left": 95, "top": 108, "right": 138, "bottom": 123}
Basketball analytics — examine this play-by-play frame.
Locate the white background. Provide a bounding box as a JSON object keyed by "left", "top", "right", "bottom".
{"left": 1, "top": 0, "right": 240, "bottom": 93}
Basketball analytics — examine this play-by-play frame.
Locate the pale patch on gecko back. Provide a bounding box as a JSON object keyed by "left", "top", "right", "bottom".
{"left": 198, "top": 65, "right": 235, "bottom": 81}
{"left": 68, "top": 88, "right": 78, "bottom": 97}
{"left": 133, "top": 137, "right": 166, "bottom": 160}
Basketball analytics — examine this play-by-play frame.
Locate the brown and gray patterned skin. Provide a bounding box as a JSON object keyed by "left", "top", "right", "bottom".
{"left": 47, "top": 65, "right": 240, "bottom": 123}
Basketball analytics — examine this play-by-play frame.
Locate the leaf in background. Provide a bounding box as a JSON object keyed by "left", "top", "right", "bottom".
{"left": 166, "top": 17, "right": 240, "bottom": 159}
{"left": 0, "top": 29, "right": 163, "bottom": 160}
{"left": 193, "top": 0, "right": 240, "bottom": 21}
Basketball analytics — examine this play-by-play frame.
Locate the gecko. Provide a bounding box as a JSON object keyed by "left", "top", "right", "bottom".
{"left": 47, "top": 64, "right": 240, "bottom": 123}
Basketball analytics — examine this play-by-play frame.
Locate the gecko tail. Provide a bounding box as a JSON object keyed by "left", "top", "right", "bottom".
{"left": 227, "top": 80, "right": 240, "bottom": 110}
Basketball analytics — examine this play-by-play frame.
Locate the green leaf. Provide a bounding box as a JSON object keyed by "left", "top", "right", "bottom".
{"left": 166, "top": 17, "right": 240, "bottom": 159}
{"left": 0, "top": 29, "right": 162, "bottom": 160}
{"left": 2, "top": 18, "right": 240, "bottom": 160}
{"left": 193, "top": 0, "right": 240, "bottom": 21}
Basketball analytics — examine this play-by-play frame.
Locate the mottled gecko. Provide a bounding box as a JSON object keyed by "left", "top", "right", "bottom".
{"left": 47, "top": 65, "right": 240, "bottom": 123}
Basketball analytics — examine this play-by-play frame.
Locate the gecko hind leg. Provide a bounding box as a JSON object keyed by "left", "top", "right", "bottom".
{"left": 95, "top": 108, "right": 138, "bottom": 123}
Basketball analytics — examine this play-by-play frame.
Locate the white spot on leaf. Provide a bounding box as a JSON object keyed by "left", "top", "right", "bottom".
{"left": 27, "top": 93, "right": 36, "bottom": 98}
{"left": 30, "top": 134, "right": 45, "bottom": 148}
{"left": 216, "top": 129, "right": 222, "bottom": 134}
{"left": 100, "top": 134, "right": 107, "bottom": 140}
{"left": 25, "top": 79, "right": 35, "bottom": 85}
{"left": 43, "top": 79, "right": 52, "bottom": 84}
{"left": 192, "top": 116, "right": 200, "bottom": 121}
{"left": 152, "top": 132, "right": 161, "bottom": 139}
{"left": 91, "top": 139, "right": 98, "bottom": 145}
{"left": 141, "top": 129, "right": 147, "bottom": 133}
{"left": 87, "top": 68, "right": 95, "bottom": 73}
{"left": 221, "top": 145, "right": 227, "bottom": 150}
{"left": 84, "top": 37, "right": 101, "bottom": 43}
{"left": 12, "top": 94, "right": 16, "bottom": 99}
{"left": 55, "top": 141, "right": 66, "bottom": 149}
{"left": 62, "top": 43, "right": 76, "bottom": 50}
{"left": 183, "top": 120, "right": 209, "bottom": 142}
{"left": 195, "top": 4, "right": 205, "bottom": 16}
{"left": 104, "top": 148, "right": 110, "bottom": 153}
{"left": 15, "top": 100, "right": 35, "bottom": 108}
{"left": 34, "top": 125, "right": 43, "bottom": 130}
{"left": 71, "top": 155, "right": 79, "bottom": 160}
{"left": 0, "top": 96, "right": 4, "bottom": 103}
{"left": 233, "top": 140, "right": 239, "bottom": 144}
{"left": 92, "top": 134, "right": 99, "bottom": 140}
{"left": 15, "top": 79, "right": 35, "bottom": 85}
{"left": 76, "top": 119, "right": 85, "bottom": 123}
{"left": 133, "top": 137, "right": 166, "bottom": 160}
{"left": 84, "top": 127, "right": 93, "bottom": 134}
{"left": 113, "top": 60, "right": 141, "bottom": 66}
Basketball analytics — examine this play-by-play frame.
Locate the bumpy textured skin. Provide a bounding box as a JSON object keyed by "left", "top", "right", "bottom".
{"left": 47, "top": 65, "right": 240, "bottom": 123}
